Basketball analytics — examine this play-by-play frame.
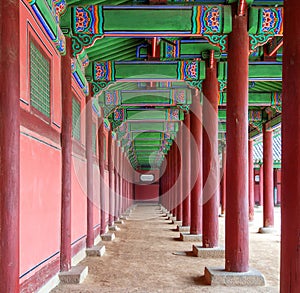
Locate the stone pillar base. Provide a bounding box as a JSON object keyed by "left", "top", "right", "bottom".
{"left": 177, "top": 225, "right": 190, "bottom": 232}
{"left": 258, "top": 227, "right": 277, "bottom": 234}
{"left": 114, "top": 219, "right": 125, "bottom": 225}
{"left": 192, "top": 246, "right": 225, "bottom": 258}
{"left": 101, "top": 233, "right": 116, "bottom": 241}
{"left": 204, "top": 267, "right": 265, "bottom": 286}
{"left": 179, "top": 232, "right": 202, "bottom": 242}
{"left": 172, "top": 220, "right": 182, "bottom": 226}
{"left": 109, "top": 225, "right": 120, "bottom": 232}
{"left": 168, "top": 216, "right": 176, "bottom": 221}
{"left": 120, "top": 216, "right": 128, "bottom": 220}
{"left": 86, "top": 244, "right": 106, "bottom": 257}
{"left": 59, "top": 266, "right": 88, "bottom": 284}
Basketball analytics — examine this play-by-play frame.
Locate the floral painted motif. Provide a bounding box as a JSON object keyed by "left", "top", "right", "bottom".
{"left": 260, "top": 8, "right": 283, "bottom": 35}
{"left": 173, "top": 90, "right": 185, "bottom": 104}
{"left": 74, "top": 6, "right": 103, "bottom": 35}
{"left": 192, "top": 6, "right": 222, "bottom": 34}
{"left": 94, "top": 62, "right": 115, "bottom": 81}
{"left": 114, "top": 109, "right": 125, "bottom": 121}
{"left": 178, "top": 61, "right": 199, "bottom": 81}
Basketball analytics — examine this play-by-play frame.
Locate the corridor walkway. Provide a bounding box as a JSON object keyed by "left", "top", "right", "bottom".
{"left": 52, "top": 204, "right": 280, "bottom": 293}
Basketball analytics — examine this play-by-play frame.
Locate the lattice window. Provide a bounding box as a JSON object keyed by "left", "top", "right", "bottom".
{"left": 72, "top": 98, "right": 81, "bottom": 141}
{"left": 30, "top": 41, "right": 51, "bottom": 118}
{"left": 92, "top": 123, "right": 97, "bottom": 155}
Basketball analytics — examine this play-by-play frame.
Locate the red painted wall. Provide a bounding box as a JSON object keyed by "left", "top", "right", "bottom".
{"left": 19, "top": 1, "right": 62, "bottom": 284}
{"left": 134, "top": 184, "right": 159, "bottom": 201}
{"left": 19, "top": 1, "right": 102, "bottom": 290}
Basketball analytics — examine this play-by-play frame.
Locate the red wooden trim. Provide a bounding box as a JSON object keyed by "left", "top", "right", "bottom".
{"left": 20, "top": 108, "right": 60, "bottom": 145}
{"left": 71, "top": 236, "right": 86, "bottom": 258}
{"left": 20, "top": 257, "right": 60, "bottom": 293}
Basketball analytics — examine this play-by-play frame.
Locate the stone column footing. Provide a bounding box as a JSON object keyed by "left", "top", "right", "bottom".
{"left": 109, "top": 225, "right": 120, "bottom": 232}
{"left": 192, "top": 246, "right": 225, "bottom": 258}
{"left": 179, "top": 232, "right": 202, "bottom": 242}
{"left": 172, "top": 220, "right": 182, "bottom": 226}
{"left": 258, "top": 227, "right": 277, "bottom": 234}
{"left": 86, "top": 245, "right": 106, "bottom": 257}
{"left": 204, "top": 267, "right": 265, "bottom": 286}
{"left": 177, "top": 225, "right": 190, "bottom": 232}
{"left": 59, "top": 266, "right": 88, "bottom": 284}
{"left": 114, "top": 219, "right": 125, "bottom": 225}
{"left": 101, "top": 233, "right": 116, "bottom": 241}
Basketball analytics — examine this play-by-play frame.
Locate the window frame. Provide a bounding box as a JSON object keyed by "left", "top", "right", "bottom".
{"left": 29, "top": 36, "right": 52, "bottom": 124}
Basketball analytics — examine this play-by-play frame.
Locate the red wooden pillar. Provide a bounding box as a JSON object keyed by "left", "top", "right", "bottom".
{"left": 190, "top": 88, "right": 203, "bottom": 235}
{"left": 114, "top": 143, "right": 119, "bottom": 221}
{"left": 0, "top": 1, "right": 20, "bottom": 291}
{"left": 98, "top": 114, "right": 106, "bottom": 234}
{"left": 182, "top": 112, "right": 191, "bottom": 226}
{"left": 108, "top": 131, "right": 114, "bottom": 225}
{"left": 176, "top": 122, "right": 183, "bottom": 221}
{"left": 259, "top": 164, "right": 264, "bottom": 206}
{"left": 225, "top": 8, "right": 249, "bottom": 272}
{"left": 60, "top": 37, "right": 72, "bottom": 272}
{"left": 220, "top": 145, "right": 226, "bottom": 215}
{"left": 248, "top": 139, "right": 255, "bottom": 221}
{"left": 86, "top": 85, "right": 94, "bottom": 247}
{"left": 275, "top": 169, "right": 281, "bottom": 205}
{"left": 281, "top": 0, "right": 300, "bottom": 289}
{"left": 262, "top": 126, "right": 274, "bottom": 228}
{"left": 202, "top": 51, "right": 219, "bottom": 247}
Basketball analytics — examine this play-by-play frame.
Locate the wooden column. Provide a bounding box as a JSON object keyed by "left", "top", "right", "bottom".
{"left": 114, "top": 144, "right": 120, "bottom": 220}
{"left": 176, "top": 122, "right": 183, "bottom": 221}
{"left": 263, "top": 126, "right": 274, "bottom": 227}
{"left": 225, "top": 8, "right": 249, "bottom": 272}
{"left": 220, "top": 145, "right": 226, "bottom": 215}
{"left": 0, "top": 1, "right": 20, "bottom": 291}
{"left": 98, "top": 115, "right": 106, "bottom": 234}
{"left": 248, "top": 139, "right": 255, "bottom": 221}
{"left": 202, "top": 52, "right": 219, "bottom": 247}
{"left": 281, "top": 0, "right": 300, "bottom": 289}
{"left": 86, "top": 86, "right": 94, "bottom": 248}
{"left": 190, "top": 89, "right": 203, "bottom": 235}
{"left": 60, "top": 37, "right": 72, "bottom": 272}
{"left": 259, "top": 164, "right": 264, "bottom": 206}
{"left": 182, "top": 112, "right": 191, "bottom": 226}
{"left": 108, "top": 131, "right": 114, "bottom": 225}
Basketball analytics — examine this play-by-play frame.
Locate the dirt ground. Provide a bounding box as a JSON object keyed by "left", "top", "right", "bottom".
{"left": 52, "top": 204, "right": 280, "bottom": 293}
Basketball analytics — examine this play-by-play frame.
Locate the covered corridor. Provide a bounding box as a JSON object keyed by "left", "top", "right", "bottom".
{"left": 1, "top": 0, "right": 300, "bottom": 292}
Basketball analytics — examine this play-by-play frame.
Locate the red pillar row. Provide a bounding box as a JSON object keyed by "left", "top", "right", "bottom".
{"left": 0, "top": 1, "right": 20, "bottom": 291}
{"left": 202, "top": 52, "right": 219, "bottom": 248}
{"left": 281, "top": 0, "right": 300, "bottom": 289}
{"left": 225, "top": 8, "right": 249, "bottom": 272}
{"left": 190, "top": 89, "right": 203, "bottom": 235}
{"left": 182, "top": 112, "right": 191, "bottom": 227}
{"left": 60, "top": 37, "right": 73, "bottom": 272}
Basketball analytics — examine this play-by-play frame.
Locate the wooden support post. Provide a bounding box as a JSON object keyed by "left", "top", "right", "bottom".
{"left": 190, "top": 89, "right": 203, "bottom": 235}
{"left": 182, "top": 112, "right": 191, "bottom": 226}
{"left": 262, "top": 126, "right": 274, "bottom": 228}
{"left": 0, "top": 1, "right": 20, "bottom": 291}
{"left": 60, "top": 37, "right": 72, "bottom": 272}
{"left": 248, "top": 140, "right": 255, "bottom": 221}
{"left": 281, "top": 0, "right": 300, "bottom": 289}
{"left": 86, "top": 85, "right": 94, "bottom": 248}
{"left": 202, "top": 51, "right": 219, "bottom": 247}
{"left": 220, "top": 145, "right": 226, "bottom": 215}
{"left": 225, "top": 10, "right": 249, "bottom": 272}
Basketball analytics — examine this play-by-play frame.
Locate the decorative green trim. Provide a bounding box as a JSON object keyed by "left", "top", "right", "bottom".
{"left": 72, "top": 34, "right": 102, "bottom": 56}
{"left": 203, "top": 34, "right": 227, "bottom": 51}
{"left": 249, "top": 34, "right": 274, "bottom": 51}
{"left": 186, "top": 80, "right": 203, "bottom": 91}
